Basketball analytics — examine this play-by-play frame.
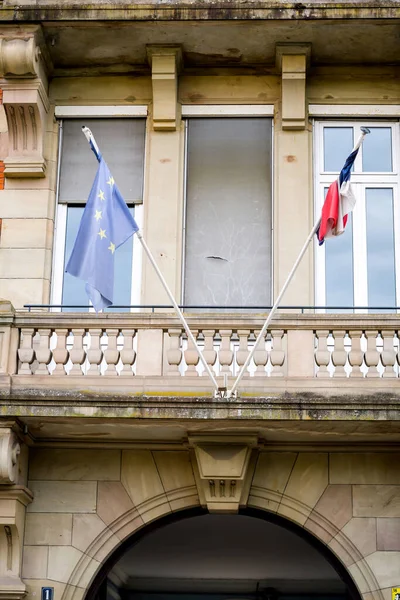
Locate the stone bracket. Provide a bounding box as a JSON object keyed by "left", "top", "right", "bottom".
{"left": 0, "top": 486, "right": 33, "bottom": 600}
{"left": 0, "top": 429, "right": 21, "bottom": 485}
{"left": 147, "top": 45, "right": 182, "bottom": 131}
{"left": 0, "top": 32, "right": 49, "bottom": 178}
{"left": 276, "top": 43, "right": 311, "bottom": 130}
{"left": 188, "top": 435, "right": 258, "bottom": 513}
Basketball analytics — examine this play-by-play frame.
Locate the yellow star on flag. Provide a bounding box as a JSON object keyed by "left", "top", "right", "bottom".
{"left": 98, "top": 189, "right": 105, "bottom": 201}
{"left": 108, "top": 242, "right": 116, "bottom": 254}
{"left": 106, "top": 176, "right": 115, "bottom": 187}
{"left": 94, "top": 210, "right": 102, "bottom": 221}
{"left": 98, "top": 228, "right": 106, "bottom": 240}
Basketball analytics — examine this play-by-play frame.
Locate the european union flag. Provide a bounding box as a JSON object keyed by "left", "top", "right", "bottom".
{"left": 65, "top": 157, "right": 138, "bottom": 312}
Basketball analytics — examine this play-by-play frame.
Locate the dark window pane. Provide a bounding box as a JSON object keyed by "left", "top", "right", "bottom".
{"left": 323, "top": 127, "right": 353, "bottom": 172}
{"left": 362, "top": 128, "right": 392, "bottom": 172}
{"left": 184, "top": 118, "right": 272, "bottom": 308}
{"left": 366, "top": 188, "right": 396, "bottom": 310}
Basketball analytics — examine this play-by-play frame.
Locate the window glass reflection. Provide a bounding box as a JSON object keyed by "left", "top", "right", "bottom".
{"left": 362, "top": 128, "right": 392, "bottom": 172}
{"left": 62, "top": 206, "right": 134, "bottom": 312}
{"left": 366, "top": 188, "right": 396, "bottom": 311}
{"left": 324, "top": 189, "right": 354, "bottom": 312}
{"left": 323, "top": 127, "right": 354, "bottom": 172}
{"left": 62, "top": 206, "right": 89, "bottom": 312}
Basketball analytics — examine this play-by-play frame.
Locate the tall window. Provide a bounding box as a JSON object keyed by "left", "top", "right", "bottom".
{"left": 315, "top": 121, "right": 400, "bottom": 312}
{"left": 52, "top": 118, "right": 146, "bottom": 311}
{"left": 183, "top": 117, "right": 273, "bottom": 308}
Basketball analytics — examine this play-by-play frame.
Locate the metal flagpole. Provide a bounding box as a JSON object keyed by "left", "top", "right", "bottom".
{"left": 82, "top": 127, "right": 220, "bottom": 393}
{"left": 229, "top": 127, "right": 370, "bottom": 397}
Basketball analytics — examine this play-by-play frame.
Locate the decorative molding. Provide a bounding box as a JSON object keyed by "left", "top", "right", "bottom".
{"left": 0, "top": 31, "right": 49, "bottom": 179}
{"left": 188, "top": 435, "right": 258, "bottom": 513}
{"left": 181, "top": 104, "right": 275, "bottom": 117}
{"left": 309, "top": 104, "right": 400, "bottom": 117}
{"left": 0, "top": 37, "right": 40, "bottom": 78}
{"left": 0, "top": 431, "right": 20, "bottom": 484}
{"left": 2, "top": 81, "right": 49, "bottom": 178}
{"left": 55, "top": 105, "right": 148, "bottom": 118}
{"left": 276, "top": 43, "right": 311, "bottom": 130}
{"left": 147, "top": 45, "right": 182, "bottom": 131}
{"left": 0, "top": 485, "right": 32, "bottom": 600}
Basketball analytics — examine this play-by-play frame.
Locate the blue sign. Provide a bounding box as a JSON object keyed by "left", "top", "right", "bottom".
{"left": 41, "top": 588, "right": 54, "bottom": 600}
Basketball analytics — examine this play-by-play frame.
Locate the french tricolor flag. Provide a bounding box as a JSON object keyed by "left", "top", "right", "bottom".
{"left": 317, "top": 128, "right": 369, "bottom": 245}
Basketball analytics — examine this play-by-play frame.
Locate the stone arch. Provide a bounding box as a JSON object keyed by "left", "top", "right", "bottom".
{"left": 57, "top": 449, "right": 386, "bottom": 600}
{"left": 60, "top": 496, "right": 380, "bottom": 600}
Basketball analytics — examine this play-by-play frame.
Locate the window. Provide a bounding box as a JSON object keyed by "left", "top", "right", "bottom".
{"left": 52, "top": 118, "right": 146, "bottom": 311}
{"left": 183, "top": 117, "right": 273, "bottom": 309}
{"left": 315, "top": 121, "right": 400, "bottom": 312}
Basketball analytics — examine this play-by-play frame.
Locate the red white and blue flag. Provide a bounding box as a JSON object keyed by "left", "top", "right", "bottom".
{"left": 317, "top": 130, "right": 369, "bottom": 245}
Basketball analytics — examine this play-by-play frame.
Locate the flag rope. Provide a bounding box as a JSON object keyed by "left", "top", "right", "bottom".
{"left": 82, "top": 127, "right": 220, "bottom": 393}
{"left": 228, "top": 128, "right": 370, "bottom": 396}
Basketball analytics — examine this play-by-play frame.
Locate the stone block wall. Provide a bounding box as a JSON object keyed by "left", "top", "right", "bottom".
{"left": 19, "top": 448, "right": 400, "bottom": 600}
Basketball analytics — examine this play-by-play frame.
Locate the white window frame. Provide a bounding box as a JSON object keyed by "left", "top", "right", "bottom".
{"left": 314, "top": 119, "right": 400, "bottom": 312}
{"left": 51, "top": 116, "right": 146, "bottom": 312}
{"left": 181, "top": 108, "right": 275, "bottom": 307}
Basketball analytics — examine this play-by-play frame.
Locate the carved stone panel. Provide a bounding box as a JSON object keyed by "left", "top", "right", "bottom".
{"left": 188, "top": 435, "right": 258, "bottom": 513}
{"left": 0, "top": 33, "right": 49, "bottom": 178}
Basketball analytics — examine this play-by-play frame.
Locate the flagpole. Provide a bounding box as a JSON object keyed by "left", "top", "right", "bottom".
{"left": 229, "top": 127, "right": 370, "bottom": 397}
{"left": 135, "top": 230, "right": 220, "bottom": 392}
{"left": 82, "top": 126, "right": 220, "bottom": 393}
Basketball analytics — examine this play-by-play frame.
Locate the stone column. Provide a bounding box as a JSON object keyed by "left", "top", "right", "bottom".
{"left": 0, "top": 26, "right": 56, "bottom": 309}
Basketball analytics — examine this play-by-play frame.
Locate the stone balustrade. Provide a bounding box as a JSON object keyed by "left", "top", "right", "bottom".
{"left": 1, "top": 302, "right": 400, "bottom": 397}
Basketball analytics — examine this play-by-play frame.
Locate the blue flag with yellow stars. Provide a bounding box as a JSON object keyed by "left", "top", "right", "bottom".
{"left": 66, "top": 158, "right": 138, "bottom": 312}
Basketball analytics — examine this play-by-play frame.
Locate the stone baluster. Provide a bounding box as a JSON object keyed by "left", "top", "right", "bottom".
{"left": 381, "top": 330, "right": 397, "bottom": 378}
{"left": 87, "top": 328, "right": 103, "bottom": 376}
{"left": 331, "top": 330, "right": 347, "bottom": 377}
{"left": 120, "top": 329, "right": 136, "bottom": 376}
{"left": 315, "top": 330, "right": 331, "bottom": 378}
{"left": 104, "top": 329, "right": 120, "bottom": 376}
{"left": 184, "top": 331, "right": 199, "bottom": 376}
{"left": 69, "top": 329, "right": 86, "bottom": 376}
{"left": 236, "top": 330, "right": 250, "bottom": 375}
{"left": 219, "top": 330, "right": 233, "bottom": 374}
{"left": 17, "top": 328, "right": 36, "bottom": 375}
{"left": 251, "top": 330, "right": 268, "bottom": 377}
{"left": 348, "top": 330, "right": 364, "bottom": 378}
{"left": 364, "top": 330, "right": 380, "bottom": 377}
{"left": 166, "top": 328, "right": 183, "bottom": 375}
{"left": 202, "top": 330, "right": 217, "bottom": 376}
{"left": 35, "top": 329, "right": 52, "bottom": 375}
{"left": 52, "top": 329, "right": 69, "bottom": 376}
{"left": 270, "top": 329, "right": 285, "bottom": 377}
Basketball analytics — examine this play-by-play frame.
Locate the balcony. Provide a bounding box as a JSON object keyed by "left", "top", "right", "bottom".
{"left": 1, "top": 300, "right": 400, "bottom": 414}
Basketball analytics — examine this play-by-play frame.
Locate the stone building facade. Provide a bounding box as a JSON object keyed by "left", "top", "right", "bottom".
{"left": 0, "top": 3, "right": 400, "bottom": 600}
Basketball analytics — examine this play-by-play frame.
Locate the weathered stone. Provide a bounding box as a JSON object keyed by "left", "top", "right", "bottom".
{"left": 27, "top": 481, "right": 97, "bottom": 513}
{"left": 29, "top": 449, "right": 121, "bottom": 481}
{"left": 25, "top": 513, "right": 72, "bottom": 545}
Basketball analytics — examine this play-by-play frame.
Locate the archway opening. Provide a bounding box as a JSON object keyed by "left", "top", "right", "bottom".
{"left": 89, "top": 510, "right": 361, "bottom": 600}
